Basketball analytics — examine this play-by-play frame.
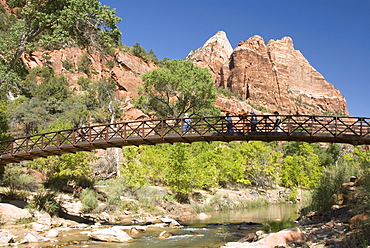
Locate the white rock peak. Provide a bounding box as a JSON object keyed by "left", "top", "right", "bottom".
{"left": 203, "top": 31, "right": 233, "bottom": 57}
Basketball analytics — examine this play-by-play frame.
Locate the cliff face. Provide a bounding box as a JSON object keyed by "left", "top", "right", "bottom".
{"left": 23, "top": 48, "right": 156, "bottom": 120}
{"left": 187, "top": 32, "right": 348, "bottom": 116}
{"left": 22, "top": 31, "right": 348, "bottom": 119}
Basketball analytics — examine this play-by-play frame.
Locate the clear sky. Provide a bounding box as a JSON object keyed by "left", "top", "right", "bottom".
{"left": 99, "top": 0, "right": 370, "bottom": 117}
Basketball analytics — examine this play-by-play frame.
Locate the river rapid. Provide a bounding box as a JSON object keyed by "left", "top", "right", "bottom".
{"left": 19, "top": 204, "right": 298, "bottom": 248}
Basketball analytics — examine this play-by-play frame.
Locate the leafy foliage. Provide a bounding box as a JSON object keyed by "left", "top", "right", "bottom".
{"left": 80, "top": 188, "right": 98, "bottom": 213}
{"left": 134, "top": 59, "right": 219, "bottom": 118}
{"left": 29, "top": 189, "right": 60, "bottom": 216}
{"left": 29, "top": 152, "right": 97, "bottom": 189}
{"left": 1, "top": 165, "right": 35, "bottom": 198}
{"left": 280, "top": 143, "right": 324, "bottom": 189}
{"left": 118, "top": 141, "right": 339, "bottom": 200}
{"left": 0, "top": 0, "right": 122, "bottom": 93}
{"left": 124, "top": 42, "right": 169, "bottom": 66}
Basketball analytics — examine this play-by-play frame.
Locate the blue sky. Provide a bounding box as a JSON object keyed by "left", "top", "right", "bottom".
{"left": 100, "top": 0, "right": 370, "bottom": 117}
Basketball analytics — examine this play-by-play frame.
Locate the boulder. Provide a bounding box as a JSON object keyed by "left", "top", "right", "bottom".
{"left": 0, "top": 203, "right": 32, "bottom": 222}
{"left": 221, "top": 228, "right": 304, "bottom": 248}
{"left": 112, "top": 225, "right": 147, "bottom": 234}
{"left": 20, "top": 232, "right": 55, "bottom": 243}
{"left": 158, "top": 231, "right": 171, "bottom": 239}
{"left": 349, "top": 214, "right": 368, "bottom": 229}
{"left": 88, "top": 228, "right": 133, "bottom": 242}
{"left": 45, "top": 229, "right": 60, "bottom": 238}
{"left": 0, "top": 230, "right": 14, "bottom": 246}
{"left": 34, "top": 212, "right": 52, "bottom": 225}
{"left": 197, "top": 213, "right": 209, "bottom": 219}
{"left": 31, "top": 222, "right": 51, "bottom": 232}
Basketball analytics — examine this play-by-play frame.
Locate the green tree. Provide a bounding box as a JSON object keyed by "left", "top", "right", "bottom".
{"left": 165, "top": 143, "right": 194, "bottom": 202}
{"left": 135, "top": 59, "right": 219, "bottom": 118}
{"left": 0, "top": 100, "right": 11, "bottom": 141}
{"left": 280, "top": 143, "right": 324, "bottom": 189}
{"left": 1, "top": 165, "right": 35, "bottom": 197}
{"left": 34, "top": 75, "right": 71, "bottom": 114}
{"left": 9, "top": 96, "right": 52, "bottom": 135}
{"left": 131, "top": 42, "right": 148, "bottom": 62}
{"left": 120, "top": 146, "right": 157, "bottom": 187}
{"left": 0, "top": 0, "right": 122, "bottom": 91}
{"left": 29, "top": 151, "right": 96, "bottom": 188}
{"left": 237, "top": 141, "right": 282, "bottom": 189}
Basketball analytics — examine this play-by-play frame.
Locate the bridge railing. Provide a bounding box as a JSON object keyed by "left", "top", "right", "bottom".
{"left": 1, "top": 115, "right": 370, "bottom": 160}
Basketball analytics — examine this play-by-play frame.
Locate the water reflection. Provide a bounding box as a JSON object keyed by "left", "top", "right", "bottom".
{"left": 187, "top": 203, "right": 299, "bottom": 226}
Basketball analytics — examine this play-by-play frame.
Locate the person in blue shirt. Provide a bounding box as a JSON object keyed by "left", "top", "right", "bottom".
{"left": 182, "top": 113, "right": 191, "bottom": 132}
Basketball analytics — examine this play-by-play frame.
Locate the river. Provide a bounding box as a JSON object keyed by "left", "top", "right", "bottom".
{"left": 22, "top": 204, "right": 299, "bottom": 248}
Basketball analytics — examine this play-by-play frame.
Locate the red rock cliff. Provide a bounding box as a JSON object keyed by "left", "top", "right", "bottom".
{"left": 22, "top": 31, "right": 348, "bottom": 119}
{"left": 187, "top": 32, "right": 348, "bottom": 116}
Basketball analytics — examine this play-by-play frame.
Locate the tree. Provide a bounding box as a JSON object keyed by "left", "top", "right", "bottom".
{"left": 0, "top": 0, "right": 122, "bottom": 92}
{"left": 9, "top": 96, "right": 52, "bottom": 135}
{"left": 280, "top": 143, "right": 324, "bottom": 189}
{"left": 1, "top": 165, "right": 35, "bottom": 198}
{"left": 135, "top": 59, "right": 219, "bottom": 118}
{"left": 237, "top": 141, "right": 282, "bottom": 189}
{"left": 29, "top": 151, "right": 96, "bottom": 188}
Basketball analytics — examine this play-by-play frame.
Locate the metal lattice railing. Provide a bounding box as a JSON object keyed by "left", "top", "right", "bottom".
{"left": 0, "top": 115, "right": 369, "bottom": 165}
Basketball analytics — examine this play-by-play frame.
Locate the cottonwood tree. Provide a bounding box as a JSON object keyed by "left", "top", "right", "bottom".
{"left": 0, "top": 0, "right": 122, "bottom": 93}
{"left": 135, "top": 59, "right": 219, "bottom": 118}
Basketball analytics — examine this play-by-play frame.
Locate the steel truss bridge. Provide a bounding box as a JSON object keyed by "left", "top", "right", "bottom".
{"left": 0, "top": 115, "right": 369, "bottom": 165}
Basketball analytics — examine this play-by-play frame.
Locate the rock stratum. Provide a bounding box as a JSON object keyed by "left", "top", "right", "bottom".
{"left": 22, "top": 31, "right": 348, "bottom": 119}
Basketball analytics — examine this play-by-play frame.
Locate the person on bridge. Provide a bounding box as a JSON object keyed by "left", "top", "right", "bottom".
{"left": 273, "top": 111, "right": 282, "bottom": 132}
{"left": 225, "top": 113, "right": 234, "bottom": 133}
{"left": 182, "top": 113, "right": 191, "bottom": 133}
{"left": 250, "top": 110, "right": 258, "bottom": 132}
{"left": 77, "top": 128, "right": 86, "bottom": 141}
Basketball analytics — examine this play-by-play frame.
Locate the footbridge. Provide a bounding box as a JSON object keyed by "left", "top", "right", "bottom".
{"left": 1, "top": 115, "right": 369, "bottom": 165}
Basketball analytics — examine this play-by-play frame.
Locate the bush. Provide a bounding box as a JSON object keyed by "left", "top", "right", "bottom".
{"left": 105, "top": 59, "right": 115, "bottom": 69}
{"left": 262, "top": 218, "right": 297, "bottom": 233}
{"left": 77, "top": 52, "right": 91, "bottom": 75}
{"left": 29, "top": 190, "right": 60, "bottom": 216}
{"left": 304, "top": 162, "right": 361, "bottom": 214}
{"left": 62, "top": 57, "right": 74, "bottom": 71}
{"left": 1, "top": 166, "right": 35, "bottom": 198}
{"left": 80, "top": 188, "right": 98, "bottom": 213}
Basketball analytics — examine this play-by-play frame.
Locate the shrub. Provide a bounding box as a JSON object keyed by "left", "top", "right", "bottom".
{"left": 105, "top": 59, "right": 115, "bottom": 69}
{"left": 262, "top": 218, "right": 297, "bottom": 233}
{"left": 304, "top": 162, "right": 361, "bottom": 214}
{"left": 62, "top": 57, "right": 74, "bottom": 71}
{"left": 77, "top": 53, "right": 91, "bottom": 75}
{"left": 1, "top": 166, "right": 35, "bottom": 198}
{"left": 29, "top": 190, "right": 60, "bottom": 216}
{"left": 80, "top": 188, "right": 98, "bottom": 213}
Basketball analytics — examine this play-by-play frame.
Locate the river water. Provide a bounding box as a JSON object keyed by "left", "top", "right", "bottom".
{"left": 24, "top": 204, "right": 299, "bottom": 248}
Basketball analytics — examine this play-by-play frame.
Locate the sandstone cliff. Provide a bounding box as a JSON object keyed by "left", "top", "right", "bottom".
{"left": 22, "top": 48, "right": 155, "bottom": 120}
{"left": 187, "top": 32, "right": 348, "bottom": 116}
{"left": 22, "top": 31, "right": 348, "bottom": 119}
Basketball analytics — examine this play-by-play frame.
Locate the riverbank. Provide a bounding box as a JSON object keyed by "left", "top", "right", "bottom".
{"left": 0, "top": 185, "right": 364, "bottom": 247}
{"left": 0, "top": 186, "right": 296, "bottom": 246}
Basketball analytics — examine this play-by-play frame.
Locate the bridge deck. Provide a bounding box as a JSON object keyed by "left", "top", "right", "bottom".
{"left": 0, "top": 115, "right": 369, "bottom": 165}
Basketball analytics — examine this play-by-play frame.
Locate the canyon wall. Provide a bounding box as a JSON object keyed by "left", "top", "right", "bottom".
{"left": 22, "top": 31, "right": 348, "bottom": 119}
{"left": 187, "top": 31, "right": 348, "bottom": 116}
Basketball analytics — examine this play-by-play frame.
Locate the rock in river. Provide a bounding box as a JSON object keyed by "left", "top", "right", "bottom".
{"left": 88, "top": 228, "right": 133, "bottom": 243}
